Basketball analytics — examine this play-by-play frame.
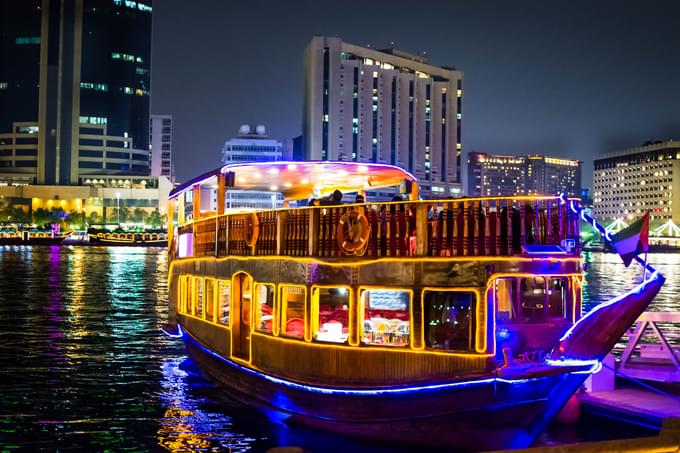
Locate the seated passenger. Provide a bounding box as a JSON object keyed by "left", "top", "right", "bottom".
{"left": 319, "top": 190, "right": 343, "bottom": 206}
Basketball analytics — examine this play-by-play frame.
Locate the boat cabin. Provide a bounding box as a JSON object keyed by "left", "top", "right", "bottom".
{"left": 167, "top": 161, "right": 583, "bottom": 385}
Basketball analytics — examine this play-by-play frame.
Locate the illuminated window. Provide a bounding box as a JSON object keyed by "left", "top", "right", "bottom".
{"left": 361, "top": 289, "right": 410, "bottom": 347}
{"left": 495, "top": 277, "right": 568, "bottom": 322}
{"left": 280, "top": 285, "right": 306, "bottom": 339}
{"left": 194, "top": 277, "right": 204, "bottom": 318}
{"left": 79, "top": 116, "right": 107, "bottom": 125}
{"left": 205, "top": 278, "right": 216, "bottom": 322}
{"left": 217, "top": 280, "right": 230, "bottom": 325}
{"left": 178, "top": 275, "right": 191, "bottom": 314}
{"left": 312, "top": 287, "right": 350, "bottom": 343}
{"left": 254, "top": 283, "right": 275, "bottom": 334}
{"left": 424, "top": 290, "right": 476, "bottom": 351}
{"left": 0, "top": 82, "right": 9, "bottom": 90}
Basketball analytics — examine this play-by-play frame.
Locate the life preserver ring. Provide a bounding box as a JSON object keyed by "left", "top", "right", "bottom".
{"left": 336, "top": 210, "right": 370, "bottom": 255}
{"left": 245, "top": 213, "right": 260, "bottom": 248}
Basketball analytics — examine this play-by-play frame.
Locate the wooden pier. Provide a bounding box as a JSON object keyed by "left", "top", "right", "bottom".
{"left": 576, "top": 312, "right": 680, "bottom": 431}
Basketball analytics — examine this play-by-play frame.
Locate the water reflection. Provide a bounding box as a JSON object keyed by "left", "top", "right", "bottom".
{"left": 157, "top": 358, "right": 256, "bottom": 452}
{"left": 0, "top": 247, "right": 677, "bottom": 451}
{"left": 583, "top": 252, "right": 680, "bottom": 346}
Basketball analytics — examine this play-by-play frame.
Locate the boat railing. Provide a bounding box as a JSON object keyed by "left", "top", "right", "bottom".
{"left": 180, "top": 196, "right": 580, "bottom": 259}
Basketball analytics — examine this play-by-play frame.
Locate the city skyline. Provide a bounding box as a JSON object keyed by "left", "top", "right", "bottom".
{"left": 151, "top": 0, "right": 680, "bottom": 189}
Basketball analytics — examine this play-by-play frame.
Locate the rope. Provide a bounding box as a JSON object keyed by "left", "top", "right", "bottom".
{"left": 602, "top": 361, "right": 680, "bottom": 405}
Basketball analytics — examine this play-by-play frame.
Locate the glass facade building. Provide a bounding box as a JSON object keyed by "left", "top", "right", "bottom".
{"left": 0, "top": 0, "right": 152, "bottom": 185}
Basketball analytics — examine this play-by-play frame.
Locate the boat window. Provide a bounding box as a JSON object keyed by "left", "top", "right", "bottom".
{"left": 312, "top": 287, "right": 350, "bottom": 344}
{"left": 495, "top": 277, "right": 568, "bottom": 323}
{"left": 361, "top": 289, "right": 410, "bottom": 347}
{"left": 280, "top": 286, "right": 306, "bottom": 340}
{"left": 205, "top": 278, "right": 216, "bottom": 322}
{"left": 424, "top": 291, "right": 475, "bottom": 351}
{"left": 194, "top": 277, "right": 204, "bottom": 318}
{"left": 178, "top": 275, "right": 189, "bottom": 314}
{"left": 254, "top": 284, "right": 275, "bottom": 334}
{"left": 217, "top": 280, "right": 230, "bottom": 325}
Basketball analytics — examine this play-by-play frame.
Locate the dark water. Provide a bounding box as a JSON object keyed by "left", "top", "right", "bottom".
{"left": 0, "top": 247, "right": 674, "bottom": 452}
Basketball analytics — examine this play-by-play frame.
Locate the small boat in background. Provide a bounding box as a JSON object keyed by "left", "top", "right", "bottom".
{"left": 0, "top": 224, "right": 72, "bottom": 245}
{"left": 87, "top": 225, "right": 167, "bottom": 247}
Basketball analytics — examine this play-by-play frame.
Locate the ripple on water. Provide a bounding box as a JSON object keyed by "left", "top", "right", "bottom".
{"left": 0, "top": 247, "right": 678, "bottom": 451}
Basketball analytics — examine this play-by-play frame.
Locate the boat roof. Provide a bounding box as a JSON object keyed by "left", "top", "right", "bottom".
{"left": 169, "top": 161, "right": 417, "bottom": 200}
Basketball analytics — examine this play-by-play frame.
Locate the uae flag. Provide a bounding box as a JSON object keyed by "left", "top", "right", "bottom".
{"left": 611, "top": 212, "right": 650, "bottom": 267}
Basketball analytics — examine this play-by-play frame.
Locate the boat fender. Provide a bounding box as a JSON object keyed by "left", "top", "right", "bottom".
{"left": 337, "top": 210, "right": 371, "bottom": 255}
{"left": 245, "top": 213, "right": 260, "bottom": 249}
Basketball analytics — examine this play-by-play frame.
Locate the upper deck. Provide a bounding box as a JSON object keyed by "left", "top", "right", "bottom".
{"left": 167, "top": 161, "right": 581, "bottom": 261}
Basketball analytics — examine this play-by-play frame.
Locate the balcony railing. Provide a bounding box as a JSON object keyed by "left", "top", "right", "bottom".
{"left": 176, "top": 197, "right": 580, "bottom": 260}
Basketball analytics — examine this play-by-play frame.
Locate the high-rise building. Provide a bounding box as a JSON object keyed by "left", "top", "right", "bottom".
{"left": 221, "top": 125, "right": 284, "bottom": 210}
{"left": 467, "top": 152, "right": 581, "bottom": 197}
{"left": 303, "top": 36, "right": 463, "bottom": 198}
{"left": 0, "top": 0, "right": 152, "bottom": 186}
{"left": 467, "top": 152, "right": 526, "bottom": 197}
{"left": 526, "top": 155, "right": 581, "bottom": 197}
{"left": 593, "top": 140, "right": 680, "bottom": 222}
{"left": 149, "top": 114, "right": 174, "bottom": 182}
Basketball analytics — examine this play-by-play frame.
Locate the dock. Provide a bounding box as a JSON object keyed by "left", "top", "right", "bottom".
{"left": 580, "top": 387, "right": 680, "bottom": 429}
{"left": 578, "top": 312, "right": 680, "bottom": 429}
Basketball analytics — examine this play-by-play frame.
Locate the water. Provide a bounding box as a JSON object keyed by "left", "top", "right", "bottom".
{"left": 0, "top": 247, "right": 676, "bottom": 451}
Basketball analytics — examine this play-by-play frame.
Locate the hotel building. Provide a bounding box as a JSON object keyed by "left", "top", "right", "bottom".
{"left": 593, "top": 140, "right": 680, "bottom": 222}
{"left": 467, "top": 152, "right": 581, "bottom": 197}
{"left": 303, "top": 36, "right": 463, "bottom": 198}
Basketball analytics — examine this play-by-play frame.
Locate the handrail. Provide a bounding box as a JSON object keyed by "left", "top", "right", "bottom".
{"left": 173, "top": 196, "right": 582, "bottom": 260}
{"left": 561, "top": 193, "right": 659, "bottom": 276}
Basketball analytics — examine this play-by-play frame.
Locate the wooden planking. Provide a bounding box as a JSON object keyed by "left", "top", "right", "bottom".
{"left": 250, "top": 333, "right": 490, "bottom": 386}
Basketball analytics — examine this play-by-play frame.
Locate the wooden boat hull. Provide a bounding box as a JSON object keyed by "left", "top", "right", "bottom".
{"left": 88, "top": 234, "right": 167, "bottom": 247}
{"left": 0, "top": 234, "right": 71, "bottom": 246}
{"left": 181, "top": 329, "right": 588, "bottom": 450}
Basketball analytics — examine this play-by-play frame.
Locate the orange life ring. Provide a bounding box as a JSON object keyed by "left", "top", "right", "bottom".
{"left": 245, "top": 213, "right": 260, "bottom": 248}
{"left": 336, "top": 210, "right": 370, "bottom": 255}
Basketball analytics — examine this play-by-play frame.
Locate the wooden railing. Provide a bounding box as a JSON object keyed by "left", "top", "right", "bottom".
{"left": 180, "top": 197, "right": 580, "bottom": 260}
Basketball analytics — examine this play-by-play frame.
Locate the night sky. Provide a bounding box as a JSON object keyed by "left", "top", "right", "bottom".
{"left": 151, "top": 0, "right": 680, "bottom": 189}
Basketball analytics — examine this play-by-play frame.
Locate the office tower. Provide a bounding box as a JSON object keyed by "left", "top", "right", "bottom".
{"left": 149, "top": 114, "right": 174, "bottom": 182}
{"left": 0, "top": 0, "right": 152, "bottom": 185}
{"left": 303, "top": 36, "right": 463, "bottom": 198}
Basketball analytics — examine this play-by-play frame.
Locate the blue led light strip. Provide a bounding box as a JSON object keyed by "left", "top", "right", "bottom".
{"left": 180, "top": 332, "right": 554, "bottom": 396}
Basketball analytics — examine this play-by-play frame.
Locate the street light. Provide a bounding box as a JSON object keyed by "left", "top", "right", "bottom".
{"left": 116, "top": 192, "right": 121, "bottom": 225}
